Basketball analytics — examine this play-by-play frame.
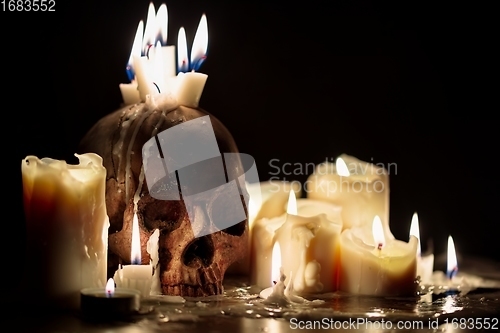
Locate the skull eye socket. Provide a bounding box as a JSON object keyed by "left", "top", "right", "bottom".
{"left": 221, "top": 221, "right": 246, "bottom": 237}
{"left": 209, "top": 193, "right": 247, "bottom": 237}
{"left": 182, "top": 236, "right": 214, "bottom": 268}
{"left": 139, "top": 196, "right": 186, "bottom": 232}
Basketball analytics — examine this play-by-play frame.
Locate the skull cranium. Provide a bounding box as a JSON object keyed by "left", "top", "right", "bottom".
{"left": 79, "top": 99, "right": 249, "bottom": 296}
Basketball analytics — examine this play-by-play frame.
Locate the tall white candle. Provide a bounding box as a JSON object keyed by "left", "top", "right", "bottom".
{"left": 307, "top": 154, "right": 390, "bottom": 233}
{"left": 155, "top": 3, "right": 176, "bottom": 83}
{"left": 21, "top": 153, "right": 109, "bottom": 309}
{"left": 339, "top": 216, "right": 418, "bottom": 296}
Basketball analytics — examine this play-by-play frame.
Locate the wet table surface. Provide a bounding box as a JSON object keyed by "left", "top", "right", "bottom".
{"left": 10, "top": 257, "right": 500, "bottom": 333}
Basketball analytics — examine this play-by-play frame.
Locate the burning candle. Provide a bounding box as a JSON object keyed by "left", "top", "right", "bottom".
{"left": 248, "top": 180, "right": 302, "bottom": 226}
{"left": 174, "top": 14, "right": 208, "bottom": 107}
{"left": 307, "top": 154, "right": 391, "bottom": 233}
{"left": 409, "top": 212, "right": 434, "bottom": 284}
{"left": 113, "top": 212, "right": 153, "bottom": 297}
{"left": 259, "top": 243, "right": 289, "bottom": 305}
{"left": 80, "top": 278, "right": 141, "bottom": 320}
{"left": 258, "top": 241, "right": 308, "bottom": 304}
{"left": 251, "top": 191, "right": 342, "bottom": 293}
{"left": 21, "top": 153, "right": 109, "bottom": 309}
{"left": 119, "top": 20, "right": 143, "bottom": 105}
{"left": 132, "top": 2, "right": 177, "bottom": 101}
{"left": 339, "top": 216, "right": 418, "bottom": 296}
{"left": 429, "top": 235, "right": 465, "bottom": 294}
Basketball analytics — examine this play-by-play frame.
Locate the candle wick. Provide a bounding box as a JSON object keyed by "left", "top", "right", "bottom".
{"left": 272, "top": 281, "right": 277, "bottom": 285}
{"left": 447, "top": 266, "right": 458, "bottom": 280}
{"left": 377, "top": 243, "right": 383, "bottom": 250}
{"left": 152, "top": 82, "right": 161, "bottom": 93}
{"left": 145, "top": 44, "right": 154, "bottom": 59}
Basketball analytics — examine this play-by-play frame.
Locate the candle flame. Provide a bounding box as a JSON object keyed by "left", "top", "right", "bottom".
{"left": 286, "top": 190, "right": 297, "bottom": 215}
{"left": 127, "top": 20, "right": 144, "bottom": 82}
{"left": 271, "top": 242, "right": 281, "bottom": 285}
{"left": 447, "top": 235, "right": 458, "bottom": 279}
{"left": 190, "top": 14, "right": 208, "bottom": 71}
{"left": 142, "top": 2, "right": 157, "bottom": 54}
{"left": 106, "top": 278, "right": 115, "bottom": 297}
{"left": 336, "top": 157, "right": 350, "bottom": 177}
{"left": 177, "top": 27, "right": 189, "bottom": 73}
{"left": 131, "top": 212, "right": 142, "bottom": 264}
{"left": 372, "top": 216, "right": 385, "bottom": 250}
{"left": 409, "top": 212, "right": 421, "bottom": 257}
{"left": 156, "top": 3, "right": 168, "bottom": 45}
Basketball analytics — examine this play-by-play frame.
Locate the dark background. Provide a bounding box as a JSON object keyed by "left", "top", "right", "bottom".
{"left": 4, "top": 0, "right": 498, "bottom": 286}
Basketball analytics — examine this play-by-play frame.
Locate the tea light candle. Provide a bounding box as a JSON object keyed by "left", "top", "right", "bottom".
{"left": 21, "top": 153, "right": 109, "bottom": 309}
{"left": 307, "top": 154, "right": 390, "bottom": 232}
{"left": 409, "top": 212, "right": 434, "bottom": 284}
{"left": 81, "top": 278, "right": 140, "bottom": 320}
{"left": 339, "top": 216, "right": 418, "bottom": 296}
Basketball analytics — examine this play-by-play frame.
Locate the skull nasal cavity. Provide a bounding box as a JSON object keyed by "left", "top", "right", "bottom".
{"left": 182, "top": 236, "right": 214, "bottom": 268}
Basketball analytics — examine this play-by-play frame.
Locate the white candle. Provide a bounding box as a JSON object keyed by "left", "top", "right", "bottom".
{"left": 258, "top": 242, "right": 308, "bottom": 305}
{"left": 119, "top": 20, "right": 142, "bottom": 105}
{"left": 250, "top": 180, "right": 302, "bottom": 224}
{"left": 131, "top": 2, "right": 177, "bottom": 102}
{"left": 21, "top": 153, "right": 109, "bottom": 309}
{"left": 175, "top": 72, "right": 208, "bottom": 108}
{"left": 174, "top": 15, "right": 209, "bottom": 107}
{"left": 113, "top": 212, "right": 153, "bottom": 297}
{"left": 119, "top": 81, "right": 140, "bottom": 106}
{"left": 133, "top": 54, "right": 155, "bottom": 101}
{"left": 226, "top": 180, "right": 296, "bottom": 276}
{"left": 307, "top": 154, "right": 390, "bottom": 232}
{"left": 409, "top": 212, "right": 434, "bottom": 284}
{"left": 339, "top": 216, "right": 418, "bottom": 296}
{"left": 251, "top": 191, "right": 342, "bottom": 293}
{"left": 259, "top": 243, "right": 289, "bottom": 305}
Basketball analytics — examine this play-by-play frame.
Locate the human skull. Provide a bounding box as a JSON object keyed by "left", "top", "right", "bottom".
{"left": 79, "top": 97, "right": 249, "bottom": 296}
